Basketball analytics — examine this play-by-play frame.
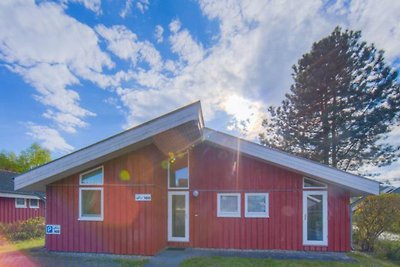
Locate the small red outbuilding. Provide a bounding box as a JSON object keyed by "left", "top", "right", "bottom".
{"left": 15, "top": 101, "right": 379, "bottom": 255}
{"left": 0, "top": 170, "right": 45, "bottom": 223}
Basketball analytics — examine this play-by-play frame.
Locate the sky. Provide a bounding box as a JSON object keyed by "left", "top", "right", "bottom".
{"left": 0, "top": 0, "right": 399, "bottom": 185}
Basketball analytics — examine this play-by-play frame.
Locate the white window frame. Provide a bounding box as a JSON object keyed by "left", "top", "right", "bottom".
{"left": 29, "top": 199, "right": 39, "bottom": 209}
{"left": 79, "top": 187, "right": 104, "bottom": 221}
{"left": 303, "top": 190, "right": 328, "bottom": 246}
{"left": 217, "top": 193, "right": 241, "bottom": 218}
{"left": 303, "top": 177, "right": 327, "bottom": 189}
{"left": 79, "top": 166, "right": 104, "bottom": 185}
{"left": 15, "top": 198, "right": 27, "bottom": 208}
{"left": 167, "top": 153, "right": 189, "bottom": 190}
{"left": 245, "top": 193, "right": 269, "bottom": 218}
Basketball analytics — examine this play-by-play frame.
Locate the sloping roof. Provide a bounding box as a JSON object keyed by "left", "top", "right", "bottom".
{"left": 15, "top": 101, "right": 204, "bottom": 191}
{"left": 15, "top": 101, "right": 379, "bottom": 196}
{"left": 0, "top": 170, "right": 44, "bottom": 199}
{"left": 203, "top": 128, "right": 379, "bottom": 196}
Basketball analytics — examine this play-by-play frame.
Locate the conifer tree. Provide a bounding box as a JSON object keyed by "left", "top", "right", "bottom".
{"left": 260, "top": 27, "right": 400, "bottom": 171}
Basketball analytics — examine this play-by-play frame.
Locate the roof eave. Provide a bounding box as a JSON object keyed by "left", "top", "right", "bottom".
{"left": 203, "top": 128, "right": 379, "bottom": 196}
{"left": 15, "top": 101, "right": 203, "bottom": 192}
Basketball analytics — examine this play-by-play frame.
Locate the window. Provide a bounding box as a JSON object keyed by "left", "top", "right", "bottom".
{"left": 168, "top": 153, "right": 189, "bottom": 189}
{"left": 79, "top": 166, "right": 104, "bottom": 221}
{"left": 29, "top": 199, "right": 39, "bottom": 208}
{"left": 15, "top": 198, "right": 26, "bottom": 208}
{"left": 80, "top": 166, "right": 103, "bottom": 185}
{"left": 217, "top": 193, "right": 241, "bottom": 217}
{"left": 245, "top": 193, "right": 269, "bottom": 218}
{"left": 79, "top": 188, "right": 103, "bottom": 221}
{"left": 303, "top": 177, "right": 327, "bottom": 189}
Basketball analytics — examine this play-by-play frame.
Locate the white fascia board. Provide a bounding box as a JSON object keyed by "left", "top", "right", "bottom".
{"left": 203, "top": 128, "right": 380, "bottom": 196}
{"left": 0, "top": 193, "right": 40, "bottom": 199}
{"left": 15, "top": 102, "right": 203, "bottom": 191}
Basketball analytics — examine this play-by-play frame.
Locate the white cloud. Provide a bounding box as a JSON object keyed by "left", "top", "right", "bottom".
{"left": 96, "top": 24, "right": 163, "bottom": 70}
{"left": 120, "top": 0, "right": 133, "bottom": 18}
{"left": 136, "top": 0, "right": 150, "bottom": 13}
{"left": 0, "top": 0, "right": 114, "bottom": 150}
{"left": 169, "top": 19, "right": 205, "bottom": 65}
{"left": 26, "top": 122, "right": 74, "bottom": 152}
{"left": 62, "top": 0, "right": 102, "bottom": 14}
{"left": 155, "top": 25, "right": 164, "bottom": 43}
{"left": 114, "top": 1, "right": 335, "bottom": 139}
{"left": 120, "top": 0, "right": 150, "bottom": 18}
{"left": 347, "top": 0, "right": 400, "bottom": 63}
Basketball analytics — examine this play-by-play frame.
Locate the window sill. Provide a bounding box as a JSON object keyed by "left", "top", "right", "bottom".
{"left": 245, "top": 214, "right": 269, "bottom": 218}
{"left": 217, "top": 213, "right": 241, "bottom": 218}
{"left": 78, "top": 217, "right": 103, "bottom": 221}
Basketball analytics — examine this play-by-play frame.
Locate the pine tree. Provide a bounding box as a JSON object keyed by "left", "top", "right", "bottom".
{"left": 260, "top": 27, "right": 400, "bottom": 172}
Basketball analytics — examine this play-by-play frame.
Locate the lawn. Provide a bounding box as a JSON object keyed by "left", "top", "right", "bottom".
{"left": 181, "top": 252, "right": 398, "bottom": 267}
{"left": 0, "top": 237, "right": 44, "bottom": 253}
{"left": 0, "top": 238, "right": 148, "bottom": 267}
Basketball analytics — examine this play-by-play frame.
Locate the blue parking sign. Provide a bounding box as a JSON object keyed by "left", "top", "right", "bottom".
{"left": 46, "top": 224, "right": 61, "bottom": 235}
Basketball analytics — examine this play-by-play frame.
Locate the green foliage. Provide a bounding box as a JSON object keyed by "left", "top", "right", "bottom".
{"left": 353, "top": 194, "right": 400, "bottom": 252}
{"left": 0, "top": 217, "right": 45, "bottom": 241}
{"left": 181, "top": 254, "right": 397, "bottom": 267}
{"left": 260, "top": 26, "right": 400, "bottom": 172}
{"left": 0, "top": 143, "right": 51, "bottom": 172}
{"left": 374, "top": 240, "right": 400, "bottom": 263}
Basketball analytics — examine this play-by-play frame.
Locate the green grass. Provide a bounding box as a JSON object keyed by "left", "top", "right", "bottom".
{"left": 180, "top": 252, "right": 397, "bottom": 267}
{"left": 0, "top": 237, "right": 44, "bottom": 253}
{"left": 114, "top": 258, "right": 149, "bottom": 267}
{"left": 0, "top": 238, "right": 148, "bottom": 267}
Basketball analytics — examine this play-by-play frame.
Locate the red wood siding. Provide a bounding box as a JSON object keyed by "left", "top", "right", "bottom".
{"left": 45, "top": 141, "right": 351, "bottom": 255}
{"left": 190, "top": 143, "right": 350, "bottom": 252}
{"left": 45, "top": 144, "right": 167, "bottom": 256}
{"left": 0, "top": 197, "right": 45, "bottom": 224}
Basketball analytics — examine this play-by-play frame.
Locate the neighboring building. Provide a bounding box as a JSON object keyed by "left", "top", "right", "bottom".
{"left": 15, "top": 102, "right": 379, "bottom": 255}
{"left": 0, "top": 170, "right": 45, "bottom": 223}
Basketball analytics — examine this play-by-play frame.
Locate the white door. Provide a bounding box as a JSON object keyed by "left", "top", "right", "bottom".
{"left": 168, "top": 191, "right": 189, "bottom": 242}
{"left": 303, "top": 190, "right": 328, "bottom": 246}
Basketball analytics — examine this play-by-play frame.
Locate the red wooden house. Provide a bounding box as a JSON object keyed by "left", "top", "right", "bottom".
{"left": 0, "top": 170, "right": 45, "bottom": 223}
{"left": 15, "top": 102, "right": 379, "bottom": 255}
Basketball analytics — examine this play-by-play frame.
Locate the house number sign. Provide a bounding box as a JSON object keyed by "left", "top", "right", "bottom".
{"left": 135, "top": 194, "right": 151, "bottom": 201}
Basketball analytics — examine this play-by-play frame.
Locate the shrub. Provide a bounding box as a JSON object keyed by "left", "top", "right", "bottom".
{"left": 353, "top": 194, "right": 400, "bottom": 252}
{"left": 0, "top": 217, "right": 45, "bottom": 241}
{"left": 374, "top": 239, "right": 400, "bottom": 262}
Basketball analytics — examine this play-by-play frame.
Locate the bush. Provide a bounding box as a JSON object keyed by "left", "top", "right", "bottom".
{"left": 0, "top": 217, "right": 45, "bottom": 241}
{"left": 353, "top": 194, "right": 400, "bottom": 252}
{"left": 374, "top": 240, "right": 400, "bottom": 262}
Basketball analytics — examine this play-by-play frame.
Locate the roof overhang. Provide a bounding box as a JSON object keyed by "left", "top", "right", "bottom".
{"left": 203, "top": 128, "right": 380, "bottom": 196}
{"left": 15, "top": 101, "right": 204, "bottom": 192}
{"left": 0, "top": 192, "right": 41, "bottom": 199}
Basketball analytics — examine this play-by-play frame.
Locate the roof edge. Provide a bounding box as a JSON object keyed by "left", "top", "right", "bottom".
{"left": 203, "top": 127, "right": 380, "bottom": 196}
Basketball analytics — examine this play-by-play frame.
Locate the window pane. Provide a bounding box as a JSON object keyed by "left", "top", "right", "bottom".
{"left": 16, "top": 198, "right": 25, "bottom": 206}
{"left": 30, "top": 199, "right": 39, "bottom": 207}
{"left": 304, "top": 178, "right": 326, "bottom": 188}
{"left": 248, "top": 195, "right": 266, "bottom": 213}
{"left": 307, "top": 194, "right": 323, "bottom": 241}
{"left": 172, "top": 195, "right": 186, "bottom": 238}
{"left": 220, "top": 196, "right": 238, "bottom": 212}
{"left": 81, "top": 190, "right": 101, "bottom": 217}
{"left": 169, "top": 154, "right": 188, "bottom": 188}
{"left": 81, "top": 168, "right": 103, "bottom": 185}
